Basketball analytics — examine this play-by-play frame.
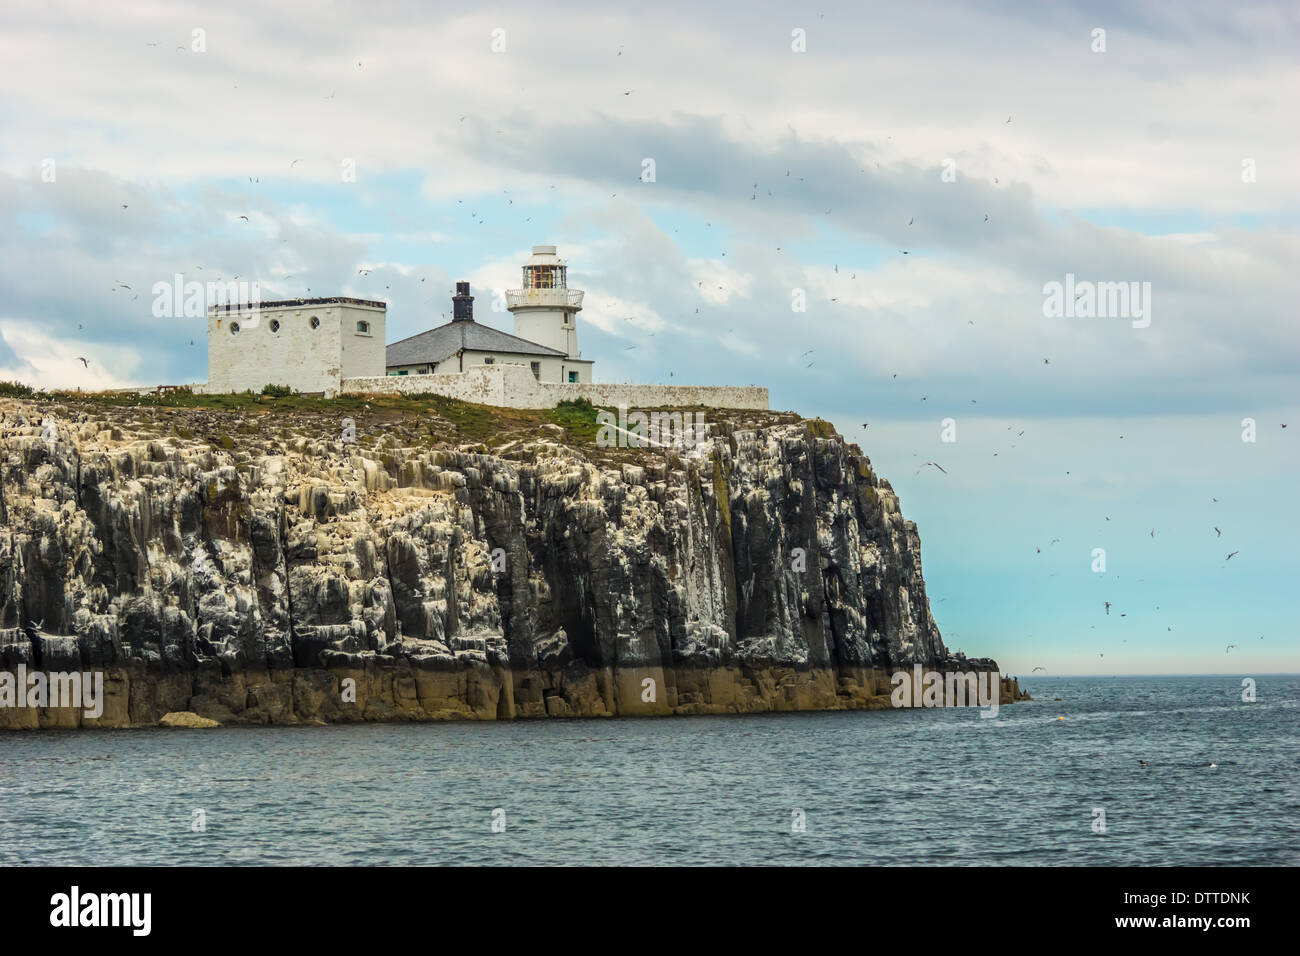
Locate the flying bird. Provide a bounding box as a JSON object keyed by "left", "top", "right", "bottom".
{"left": 1214, "top": 527, "right": 1221, "bottom": 537}
{"left": 76, "top": 357, "right": 89, "bottom": 368}
{"left": 1226, "top": 551, "right": 1239, "bottom": 561}
{"left": 1225, "top": 644, "right": 1237, "bottom": 653}
{"left": 1104, "top": 602, "right": 1111, "bottom": 615}
{"left": 916, "top": 461, "right": 947, "bottom": 475}
{"left": 1032, "top": 666, "right": 1047, "bottom": 672}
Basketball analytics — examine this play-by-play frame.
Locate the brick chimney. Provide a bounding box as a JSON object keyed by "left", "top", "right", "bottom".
{"left": 452, "top": 281, "right": 474, "bottom": 322}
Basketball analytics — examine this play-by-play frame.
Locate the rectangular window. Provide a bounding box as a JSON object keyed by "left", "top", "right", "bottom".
{"left": 398, "top": 370, "right": 408, "bottom": 376}
{"left": 484, "top": 356, "right": 495, "bottom": 364}
{"left": 356, "top": 320, "right": 370, "bottom": 334}
{"left": 530, "top": 361, "right": 541, "bottom": 380}
{"left": 568, "top": 371, "right": 578, "bottom": 383}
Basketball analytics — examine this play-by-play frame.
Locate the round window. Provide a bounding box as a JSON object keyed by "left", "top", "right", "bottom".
{"left": 309, "top": 316, "right": 320, "bottom": 329}
{"left": 230, "top": 322, "right": 240, "bottom": 335}
{"left": 269, "top": 319, "right": 281, "bottom": 333}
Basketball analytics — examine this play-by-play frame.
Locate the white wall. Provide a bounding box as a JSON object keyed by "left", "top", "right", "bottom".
{"left": 207, "top": 302, "right": 385, "bottom": 394}
{"left": 344, "top": 364, "right": 768, "bottom": 410}
{"left": 339, "top": 305, "right": 386, "bottom": 380}
{"left": 512, "top": 308, "right": 579, "bottom": 358}
{"left": 388, "top": 350, "right": 593, "bottom": 383}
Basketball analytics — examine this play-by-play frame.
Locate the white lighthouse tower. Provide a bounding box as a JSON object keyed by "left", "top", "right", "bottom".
{"left": 507, "top": 245, "right": 587, "bottom": 374}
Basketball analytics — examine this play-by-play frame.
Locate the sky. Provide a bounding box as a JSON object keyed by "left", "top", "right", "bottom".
{"left": 1, "top": 0, "right": 1296, "bottom": 675}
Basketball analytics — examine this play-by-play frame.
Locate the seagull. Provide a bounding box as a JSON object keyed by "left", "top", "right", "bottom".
{"left": 76, "top": 357, "right": 89, "bottom": 368}
{"left": 1006, "top": 115, "right": 1012, "bottom": 123}
{"left": 908, "top": 217, "right": 913, "bottom": 225}
{"left": 1032, "top": 666, "right": 1047, "bottom": 672}
{"left": 898, "top": 250, "right": 909, "bottom": 255}
{"left": 1226, "top": 551, "right": 1239, "bottom": 561}
{"left": 238, "top": 215, "right": 249, "bottom": 221}
{"left": 1225, "top": 644, "right": 1236, "bottom": 653}
{"left": 289, "top": 159, "right": 302, "bottom": 168}
{"left": 1138, "top": 760, "right": 1148, "bottom": 768}
{"left": 1104, "top": 602, "right": 1111, "bottom": 615}
{"left": 916, "top": 461, "right": 947, "bottom": 475}
{"left": 1214, "top": 527, "right": 1221, "bottom": 537}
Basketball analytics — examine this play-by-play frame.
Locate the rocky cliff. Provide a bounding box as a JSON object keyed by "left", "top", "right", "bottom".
{"left": 0, "top": 392, "right": 1024, "bottom": 729}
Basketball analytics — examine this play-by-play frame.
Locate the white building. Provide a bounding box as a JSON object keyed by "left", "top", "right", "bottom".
{"left": 207, "top": 297, "right": 386, "bottom": 394}
{"left": 386, "top": 245, "right": 594, "bottom": 384}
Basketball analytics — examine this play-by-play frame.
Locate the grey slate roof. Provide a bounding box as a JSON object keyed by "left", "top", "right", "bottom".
{"left": 386, "top": 320, "right": 566, "bottom": 367}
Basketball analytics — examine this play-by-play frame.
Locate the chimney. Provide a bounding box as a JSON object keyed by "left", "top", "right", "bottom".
{"left": 452, "top": 281, "right": 474, "bottom": 322}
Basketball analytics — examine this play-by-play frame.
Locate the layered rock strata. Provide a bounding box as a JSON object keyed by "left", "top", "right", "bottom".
{"left": 0, "top": 397, "right": 1025, "bottom": 729}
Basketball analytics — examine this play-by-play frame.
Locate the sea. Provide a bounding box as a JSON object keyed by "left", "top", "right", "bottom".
{"left": 2, "top": 675, "right": 1296, "bottom": 866}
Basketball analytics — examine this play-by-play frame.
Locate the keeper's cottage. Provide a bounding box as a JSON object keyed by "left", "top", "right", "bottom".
{"left": 386, "top": 246, "right": 593, "bottom": 383}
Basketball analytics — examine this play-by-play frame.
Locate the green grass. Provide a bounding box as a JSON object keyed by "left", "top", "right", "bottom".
{"left": 544, "top": 398, "right": 609, "bottom": 444}
{"left": 0, "top": 381, "right": 37, "bottom": 398}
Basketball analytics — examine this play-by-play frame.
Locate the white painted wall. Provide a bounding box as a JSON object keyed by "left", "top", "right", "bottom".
{"left": 388, "top": 350, "right": 592, "bottom": 383}
{"left": 511, "top": 308, "right": 580, "bottom": 359}
{"left": 207, "top": 302, "right": 385, "bottom": 394}
{"left": 343, "top": 364, "right": 768, "bottom": 410}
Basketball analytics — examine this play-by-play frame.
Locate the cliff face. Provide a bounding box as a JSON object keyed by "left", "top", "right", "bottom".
{"left": 0, "top": 395, "right": 1021, "bottom": 728}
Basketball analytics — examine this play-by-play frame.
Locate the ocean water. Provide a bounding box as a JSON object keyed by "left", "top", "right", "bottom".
{"left": 1, "top": 675, "right": 1296, "bottom": 866}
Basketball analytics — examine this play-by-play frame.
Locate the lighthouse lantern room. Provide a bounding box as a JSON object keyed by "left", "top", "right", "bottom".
{"left": 507, "top": 244, "right": 585, "bottom": 361}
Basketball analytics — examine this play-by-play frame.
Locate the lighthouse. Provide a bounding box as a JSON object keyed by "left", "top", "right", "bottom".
{"left": 507, "top": 245, "right": 585, "bottom": 365}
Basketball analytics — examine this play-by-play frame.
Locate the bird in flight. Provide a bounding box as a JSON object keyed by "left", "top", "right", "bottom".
{"left": 1104, "top": 602, "right": 1111, "bottom": 615}
{"left": 1226, "top": 551, "right": 1239, "bottom": 561}
{"left": 916, "top": 461, "right": 947, "bottom": 475}
{"left": 289, "top": 159, "right": 302, "bottom": 168}
{"left": 898, "top": 250, "right": 910, "bottom": 255}
{"left": 1214, "top": 527, "right": 1221, "bottom": 537}
{"left": 1032, "top": 666, "right": 1047, "bottom": 672}
{"left": 1225, "top": 644, "right": 1237, "bottom": 653}
{"left": 76, "top": 357, "right": 89, "bottom": 368}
